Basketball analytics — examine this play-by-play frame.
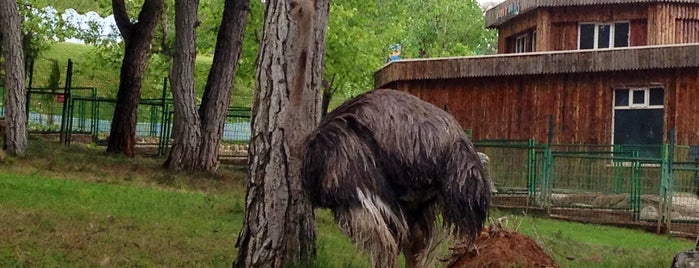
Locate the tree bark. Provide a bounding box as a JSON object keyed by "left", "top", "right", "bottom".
{"left": 234, "top": 0, "right": 330, "bottom": 267}
{"left": 197, "top": 0, "right": 250, "bottom": 172}
{"left": 0, "top": 0, "right": 28, "bottom": 156}
{"left": 107, "top": 0, "right": 163, "bottom": 157}
{"left": 164, "top": 0, "right": 201, "bottom": 171}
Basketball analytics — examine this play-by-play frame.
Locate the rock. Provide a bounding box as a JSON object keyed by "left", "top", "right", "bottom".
{"left": 672, "top": 246, "right": 699, "bottom": 268}
{"left": 641, "top": 206, "right": 659, "bottom": 220}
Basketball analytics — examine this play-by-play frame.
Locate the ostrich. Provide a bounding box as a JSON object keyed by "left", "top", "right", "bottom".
{"left": 301, "top": 89, "right": 491, "bottom": 268}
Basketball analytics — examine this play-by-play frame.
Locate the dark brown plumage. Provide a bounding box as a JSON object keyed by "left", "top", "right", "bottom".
{"left": 301, "top": 89, "right": 490, "bottom": 268}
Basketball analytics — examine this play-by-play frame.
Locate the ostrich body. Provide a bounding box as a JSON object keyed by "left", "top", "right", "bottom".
{"left": 302, "top": 89, "right": 490, "bottom": 268}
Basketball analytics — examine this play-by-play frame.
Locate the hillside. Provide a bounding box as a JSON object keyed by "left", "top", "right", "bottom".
{"left": 32, "top": 42, "right": 254, "bottom": 107}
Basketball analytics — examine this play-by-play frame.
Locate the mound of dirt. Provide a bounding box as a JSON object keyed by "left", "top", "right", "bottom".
{"left": 446, "top": 225, "right": 558, "bottom": 268}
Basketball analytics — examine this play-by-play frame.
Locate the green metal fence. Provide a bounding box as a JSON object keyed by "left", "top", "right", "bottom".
{"left": 476, "top": 137, "right": 698, "bottom": 236}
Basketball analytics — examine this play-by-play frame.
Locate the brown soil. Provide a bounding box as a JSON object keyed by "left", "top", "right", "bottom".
{"left": 446, "top": 225, "right": 558, "bottom": 268}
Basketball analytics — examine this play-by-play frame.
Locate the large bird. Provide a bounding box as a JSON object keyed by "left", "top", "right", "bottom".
{"left": 301, "top": 89, "right": 491, "bottom": 268}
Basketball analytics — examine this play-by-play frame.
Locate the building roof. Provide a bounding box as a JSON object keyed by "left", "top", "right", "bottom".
{"left": 485, "top": 0, "right": 699, "bottom": 27}
{"left": 374, "top": 43, "right": 699, "bottom": 89}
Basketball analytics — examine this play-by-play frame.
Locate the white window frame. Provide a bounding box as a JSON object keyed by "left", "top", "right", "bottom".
{"left": 515, "top": 33, "right": 528, "bottom": 53}
{"left": 611, "top": 87, "right": 664, "bottom": 163}
{"left": 613, "top": 87, "right": 664, "bottom": 110}
{"left": 578, "top": 21, "right": 630, "bottom": 49}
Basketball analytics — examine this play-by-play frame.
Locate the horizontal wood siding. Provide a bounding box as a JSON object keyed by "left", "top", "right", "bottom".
{"left": 394, "top": 68, "right": 699, "bottom": 145}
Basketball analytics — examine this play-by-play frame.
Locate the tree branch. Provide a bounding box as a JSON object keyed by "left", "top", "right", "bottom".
{"left": 137, "top": 0, "right": 165, "bottom": 28}
{"left": 111, "top": 0, "right": 133, "bottom": 40}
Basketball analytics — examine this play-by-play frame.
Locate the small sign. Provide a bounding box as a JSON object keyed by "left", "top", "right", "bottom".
{"left": 57, "top": 93, "right": 65, "bottom": 103}
{"left": 496, "top": 0, "right": 521, "bottom": 21}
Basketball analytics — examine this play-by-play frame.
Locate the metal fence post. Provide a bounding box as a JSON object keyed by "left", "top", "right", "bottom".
{"left": 539, "top": 144, "right": 554, "bottom": 213}
{"left": 59, "top": 59, "right": 73, "bottom": 144}
{"left": 613, "top": 144, "right": 623, "bottom": 193}
{"left": 660, "top": 143, "right": 673, "bottom": 231}
{"left": 527, "top": 138, "right": 537, "bottom": 206}
{"left": 631, "top": 151, "right": 641, "bottom": 221}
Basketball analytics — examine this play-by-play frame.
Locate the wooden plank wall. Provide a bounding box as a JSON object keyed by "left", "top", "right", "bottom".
{"left": 674, "top": 4, "right": 699, "bottom": 43}
{"left": 649, "top": 4, "right": 676, "bottom": 44}
{"left": 395, "top": 68, "right": 699, "bottom": 145}
{"left": 672, "top": 68, "right": 699, "bottom": 144}
{"left": 486, "top": 0, "right": 698, "bottom": 27}
{"left": 497, "top": 11, "right": 539, "bottom": 53}
{"left": 548, "top": 5, "right": 649, "bottom": 50}
{"left": 496, "top": 3, "right": 698, "bottom": 52}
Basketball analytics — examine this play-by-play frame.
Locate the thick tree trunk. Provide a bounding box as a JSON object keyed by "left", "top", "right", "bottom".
{"left": 107, "top": 0, "right": 163, "bottom": 157}
{"left": 0, "top": 0, "right": 28, "bottom": 156}
{"left": 234, "top": 0, "right": 330, "bottom": 267}
{"left": 164, "top": 0, "right": 201, "bottom": 171}
{"left": 197, "top": 0, "right": 250, "bottom": 172}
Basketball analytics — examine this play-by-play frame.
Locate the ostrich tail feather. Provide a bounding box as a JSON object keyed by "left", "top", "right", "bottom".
{"left": 440, "top": 139, "right": 491, "bottom": 244}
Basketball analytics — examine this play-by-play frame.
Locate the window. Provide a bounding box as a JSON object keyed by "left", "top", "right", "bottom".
{"left": 515, "top": 34, "right": 528, "bottom": 53}
{"left": 613, "top": 87, "right": 664, "bottom": 158}
{"left": 509, "top": 28, "right": 537, "bottom": 53}
{"left": 579, "top": 22, "right": 630, "bottom": 49}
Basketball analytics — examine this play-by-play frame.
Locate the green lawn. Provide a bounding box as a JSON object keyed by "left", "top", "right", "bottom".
{"left": 0, "top": 138, "right": 694, "bottom": 267}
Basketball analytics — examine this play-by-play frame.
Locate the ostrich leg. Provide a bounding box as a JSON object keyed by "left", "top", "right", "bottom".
{"left": 404, "top": 205, "right": 438, "bottom": 268}
{"left": 335, "top": 207, "right": 402, "bottom": 268}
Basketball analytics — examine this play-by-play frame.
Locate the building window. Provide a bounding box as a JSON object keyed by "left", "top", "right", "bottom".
{"left": 515, "top": 33, "right": 528, "bottom": 53}
{"left": 510, "top": 29, "right": 538, "bottom": 53}
{"left": 613, "top": 87, "right": 664, "bottom": 158}
{"left": 579, "top": 22, "right": 630, "bottom": 49}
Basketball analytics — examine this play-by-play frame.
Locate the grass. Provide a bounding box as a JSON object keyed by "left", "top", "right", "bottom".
{"left": 0, "top": 137, "right": 695, "bottom": 267}
{"left": 30, "top": 42, "right": 255, "bottom": 107}
{"left": 492, "top": 211, "right": 695, "bottom": 267}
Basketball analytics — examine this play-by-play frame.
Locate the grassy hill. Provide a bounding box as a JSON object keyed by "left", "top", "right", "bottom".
{"left": 32, "top": 42, "right": 254, "bottom": 108}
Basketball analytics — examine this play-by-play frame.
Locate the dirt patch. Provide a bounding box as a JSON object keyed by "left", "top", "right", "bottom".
{"left": 446, "top": 225, "right": 557, "bottom": 268}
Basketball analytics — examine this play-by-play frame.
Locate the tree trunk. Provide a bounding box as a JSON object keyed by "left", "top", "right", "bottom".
{"left": 164, "top": 0, "right": 201, "bottom": 171}
{"left": 0, "top": 0, "right": 28, "bottom": 156}
{"left": 234, "top": 0, "right": 330, "bottom": 267}
{"left": 107, "top": 0, "right": 163, "bottom": 157}
{"left": 197, "top": 0, "right": 250, "bottom": 172}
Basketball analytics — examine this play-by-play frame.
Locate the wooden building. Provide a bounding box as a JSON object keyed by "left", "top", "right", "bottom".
{"left": 374, "top": 0, "right": 699, "bottom": 153}
{"left": 489, "top": 0, "right": 699, "bottom": 53}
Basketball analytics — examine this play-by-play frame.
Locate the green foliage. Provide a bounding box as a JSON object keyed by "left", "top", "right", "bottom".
{"left": 19, "top": 2, "right": 79, "bottom": 61}
{"left": 397, "top": 0, "right": 497, "bottom": 58}
{"left": 26, "top": 0, "right": 493, "bottom": 110}
{"left": 30, "top": 0, "right": 135, "bottom": 17}
{"left": 322, "top": 0, "right": 497, "bottom": 108}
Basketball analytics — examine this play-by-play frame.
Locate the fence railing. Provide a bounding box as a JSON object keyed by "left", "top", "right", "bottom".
{"left": 0, "top": 81, "right": 252, "bottom": 158}
{"left": 476, "top": 138, "right": 699, "bottom": 237}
